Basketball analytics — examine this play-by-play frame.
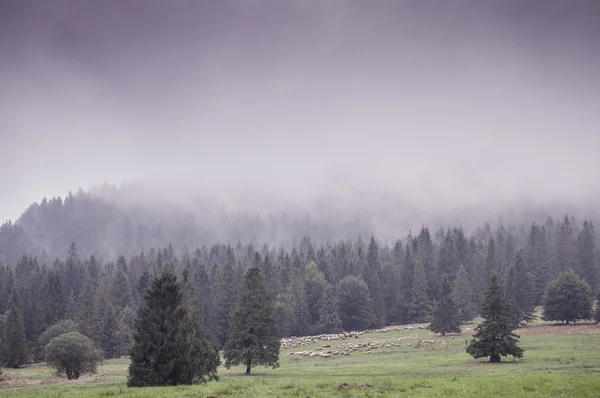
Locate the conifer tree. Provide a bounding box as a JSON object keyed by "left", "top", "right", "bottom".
{"left": 181, "top": 268, "right": 220, "bottom": 383}
{"left": 303, "top": 261, "right": 328, "bottom": 331}
{"left": 0, "top": 290, "right": 29, "bottom": 367}
{"left": 41, "top": 271, "right": 65, "bottom": 328}
{"left": 316, "top": 286, "right": 342, "bottom": 333}
{"left": 223, "top": 267, "right": 279, "bottom": 375}
{"left": 428, "top": 276, "right": 461, "bottom": 336}
{"left": 128, "top": 271, "right": 217, "bottom": 386}
{"left": 595, "top": 293, "right": 600, "bottom": 324}
{"left": 100, "top": 304, "right": 119, "bottom": 359}
{"left": 466, "top": 274, "right": 524, "bottom": 363}
{"left": 76, "top": 271, "right": 97, "bottom": 341}
{"left": 410, "top": 259, "right": 431, "bottom": 323}
{"left": 577, "top": 221, "right": 597, "bottom": 295}
{"left": 505, "top": 252, "right": 536, "bottom": 327}
{"left": 542, "top": 270, "right": 593, "bottom": 324}
{"left": 452, "top": 264, "right": 477, "bottom": 322}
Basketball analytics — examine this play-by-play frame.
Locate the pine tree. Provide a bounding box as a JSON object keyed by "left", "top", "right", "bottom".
{"left": 128, "top": 271, "right": 217, "bottom": 386}
{"left": 452, "top": 264, "right": 477, "bottom": 322}
{"left": 466, "top": 274, "right": 524, "bottom": 363}
{"left": 41, "top": 271, "right": 65, "bottom": 328}
{"left": 214, "top": 247, "right": 238, "bottom": 347}
{"left": 0, "top": 290, "right": 29, "bottom": 367}
{"left": 577, "top": 221, "right": 597, "bottom": 295}
{"left": 363, "top": 237, "right": 385, "bottom": 327}
{"left": 76, "top": 271, "right": 97, "bottom": 341}
{"left": 542, "top": 270, "right": 593, "bottom": 324}
{"left": 505, "top": 252, "right": 536, "bottom": 327}
{"left": 428, "top": 277, "right": 461, "bottom": 336}
{"left": 316, "top": 286, "right": 342, "bottom": 333}
{"left": 100, "top": 304, "right": 119, "bottom": 359}
{"left": 180, "top": 268, "right": 220, "bottom": 383}
{"left": 223, "top": 267, "right": 279, "bottom": 375}
{"left": 303, "top": 261, "right": 328, "bottom": 332}
{"left": 410, "top": 259, "right": 431, "bottom": 323}
{"left": 595, "top": 293, "right": 600, "bottom": 324}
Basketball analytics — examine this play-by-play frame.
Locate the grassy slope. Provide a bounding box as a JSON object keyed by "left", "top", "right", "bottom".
{"left": 1, "top": 317, "right": 599, "bottom": 397}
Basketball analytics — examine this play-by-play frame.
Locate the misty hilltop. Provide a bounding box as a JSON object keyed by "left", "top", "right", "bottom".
{"left": 0, "top": 183, "right": 597, "bottom": 264}
{"left": 1, "top": 0, "right": 599, "bottom": 225}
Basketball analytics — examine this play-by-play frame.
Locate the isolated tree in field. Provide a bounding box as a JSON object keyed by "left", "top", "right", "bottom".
{"left": 466, "top": 274, "right": 524, "bottom": 363}
{"left": 542, "top": 270, "right": 593, "bottom": 324}
{"left": 223, "top": 267, "right": 279, "bottom": 375}
{"left": 336, "top": 276, "right": 375, "bottom": 331}
{"left": 38, "top": 319, "right": 78, "bottom": 353}
{"left": 428, "top": 276, "right": 461, "bottom": 336}
{"left": 0, "top": 290, "right": 28, "bottom": 367}
{"left": 45, "top": 332, "right": 101, "bottom": 380}
{"left": 505, "top": 252, "right": 536, "bottom": 327}
{"left": 128, "top": 271, "right": 218, "bottom": 387}
{"left": 452, "top": 264, "right": 477, "bottom": 322}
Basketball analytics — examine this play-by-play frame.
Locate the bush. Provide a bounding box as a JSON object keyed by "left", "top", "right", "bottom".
{"left": 38, "top": 319, "right": 78, "bottom": 353}
{"left": 45, "top": 332, "right": 102, "bottom": 380}
{"left": 542, "top": 270, "right": 593, "bottom": 324}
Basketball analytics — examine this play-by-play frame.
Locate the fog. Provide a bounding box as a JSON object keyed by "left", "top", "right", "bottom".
{"left": 2, "top": 0, "right": 599, "bottom": 227}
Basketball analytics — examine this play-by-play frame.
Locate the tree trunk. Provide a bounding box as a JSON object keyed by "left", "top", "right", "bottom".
{"left": 489, "top": 354, "right": 501, "bottom": 363}
{"left": 245, "top": 360, "right": 252, "bottom": 375}
{"left": 441, "top": 331, "right": 446, "bottom": 336}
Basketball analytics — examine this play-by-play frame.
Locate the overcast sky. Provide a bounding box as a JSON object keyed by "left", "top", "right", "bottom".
{"left": 1, "top": 0, "right": 599, "bottom": 222}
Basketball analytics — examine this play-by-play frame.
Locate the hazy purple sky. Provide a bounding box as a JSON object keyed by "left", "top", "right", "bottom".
{"left": 1, "top": 0, "right": 599, "bottom": 222}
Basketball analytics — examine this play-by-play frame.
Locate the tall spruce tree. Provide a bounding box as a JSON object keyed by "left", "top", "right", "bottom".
{"left": 100, "top": 304, "right": 119, "bottom": 359}
{"left": 505, "top": 252, "right": 536, "bottom": 327}
{"left": 0, "top": 289, "right": 29, "bottom": 367}
{"left": 316, "top": 286, "right": 342, "bottom": 333}
{"left": 223, "top": 267, "right": 279, "bottom": 375}
{"left": 452, "top": 264, "right": 477, "bottom": 322}
{"left": 466, "top": 274, "right": 524, "bottom": 363}
{"left": 128, "top": 271, "right": 218, "bottom": 386}
{"left": 180, "top": 268, "right": 220, "bottom": 383}
{"left": 428, "top": 276, "right": 461, "bottom": 336}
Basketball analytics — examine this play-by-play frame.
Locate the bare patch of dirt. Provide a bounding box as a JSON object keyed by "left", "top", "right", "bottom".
{"left": 517, "top": 324, "right": 600, "bottom": 335}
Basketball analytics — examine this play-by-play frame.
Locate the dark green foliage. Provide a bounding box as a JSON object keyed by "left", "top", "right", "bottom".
{"left": 595, "top": 293, "right": 600, "bottom": 324}
{"left": 577, "top": 221, "right": 597, "bottom": 295}
{"left": 452, "top": 264, "right": 477, "bottom": 322}
{"left": 303, "top": 261, "right": 328, "bottom": 332}
{"left": 41, "top": 271, "right": 65, "bottom": 328}
{"left": 0, "top": 290, "right": 29, "bottom": 367}
{"left": 506, "top": 252, "right": 536, "bottom": 327}
{"left": 272, "top": 293, "right": 294, "bottom": 337}
{"left": 336, "top": 276, "right": 374, "bottom": 331}
{"left": 100, "top": 304, "right": 119, "bottom": 359}
{"left": 45, "top": 332, "right": 101, "bottom": 380}
{"left": 181, "top": 268, "right": 220, "bottom": 383}
{"left": 364, "top": 237, "right": 386, "bottom": 327}
{"left": 317, "top": 286, "right": 342, "bottom": 333}
{"left": 542, "top": 270, "right": 593, "bottom": 324}
{"left": 466, "top": 274, "right": 524, "bottom": 363}
{"left": 128, "top": 271, "right": 218, "bottom": 387}
{"left": 410, "top": 259, "right": 431, "bottom": 323}
{"left": 38, "top": 319, "right": 78, "bottom": 353}
{"left": 428, "top": 277, "right": 461, "bottom": 336}
{"left": 76, "top": 270, "right": 97, "bottom": 341}
{"left": 223, "top": 267, "right": 279, "bottom": 375}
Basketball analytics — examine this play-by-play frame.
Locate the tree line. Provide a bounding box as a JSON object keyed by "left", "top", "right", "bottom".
{"left": 0, "top": 215, "right": 599, "bottom": 371}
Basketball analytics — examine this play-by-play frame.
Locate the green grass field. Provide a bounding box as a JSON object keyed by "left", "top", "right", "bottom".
{"left": 1, "top": 317, "right": 599, "bottom": 397}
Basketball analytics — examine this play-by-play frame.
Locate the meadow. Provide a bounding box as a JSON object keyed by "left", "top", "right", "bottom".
{"left": 1, "top": 316, "right": 599, "bottom": 397}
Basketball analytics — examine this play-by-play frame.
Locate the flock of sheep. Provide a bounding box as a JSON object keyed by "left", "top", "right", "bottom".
{"left": 282, "top": 325, "right": 456, "bottom": 359}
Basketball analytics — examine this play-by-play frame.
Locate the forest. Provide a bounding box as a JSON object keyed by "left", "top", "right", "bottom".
{"left": 0, "top": 191, "right": 598, "bottom": 368}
